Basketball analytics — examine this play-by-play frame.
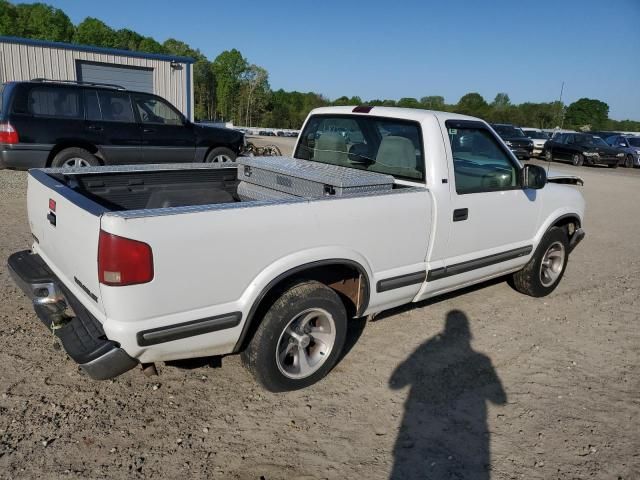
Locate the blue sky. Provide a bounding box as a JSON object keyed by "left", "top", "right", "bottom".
{"left": 40, "top": 0, "right": 640, "bottom": 120}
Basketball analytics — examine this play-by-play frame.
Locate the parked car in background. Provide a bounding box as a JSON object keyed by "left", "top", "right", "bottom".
{"left": 491, "top": 124, "right": 534, "bottom": 159}
{"left": 0, "top": 80, "right": 244, "bottom": 169}
{"left": 604, "top": 134, "right": 640, "bottom": 168}
{"left": 522, "top": 128, "right": 551, "bottom": 157}
{"left": 544, "top": 132, "right": 623, "bottom": 167}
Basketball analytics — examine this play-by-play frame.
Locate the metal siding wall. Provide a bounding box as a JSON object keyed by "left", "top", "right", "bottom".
{"left": 0, "top": 41, "right": 190, "bottom": 117}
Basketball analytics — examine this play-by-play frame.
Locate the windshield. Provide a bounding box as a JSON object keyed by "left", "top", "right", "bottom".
{"left": 494, "top": 125, "right": 524, "bottom": 138}
{"left": 628, "top": 137, "right": 640, "bottom": 148}
{"left": 294, "top": 114, "right": 425, "bottom": 181}
{"left": 577, "top": 134, "right": 608, "bottom": 147}
{"left": 524, "top": 130, "right": 550, "bottom": 140}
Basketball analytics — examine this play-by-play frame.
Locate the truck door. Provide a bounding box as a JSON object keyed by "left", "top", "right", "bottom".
{"left": 433, "top": 119, "right": 540, "bottom": 290}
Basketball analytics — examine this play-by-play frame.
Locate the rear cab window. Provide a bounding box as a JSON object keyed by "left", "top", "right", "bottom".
{"left": 294, "top": 114, "right": 425, "bottom": 182}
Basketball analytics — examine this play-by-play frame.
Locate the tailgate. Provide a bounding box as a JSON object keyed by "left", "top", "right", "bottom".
{"left": 27, "top": 170, "right": 107, "bottom": 316}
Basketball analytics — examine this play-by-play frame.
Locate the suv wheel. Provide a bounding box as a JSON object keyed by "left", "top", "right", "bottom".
{"left": 545, "top": 150, "right": 553, "bottom": 162}
{"left": 51, "top": 148, "right": 100, "bottom": 168}
{"left": 571, "top": 153, "right": 584, "bottom": 167}
{"left": 204, "top": 147, "right": 236, "bottom": 164}
{"left": 624, "top": 155, "right": 633, "bottom": 168}
{"left": 241, "top": 280, "right": 347, "bottom": 392}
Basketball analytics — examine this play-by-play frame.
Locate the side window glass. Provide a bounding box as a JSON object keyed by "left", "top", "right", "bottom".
{"left": 84, "top": 90, "right": 101, "bottom": 121}
{"left": 566, "top": 135, "right": 574, "bottom": 145}
{"left": 134, "top": 95, "right": 182, "bottom": 125}
{"left": 28, "top": 87, "right": 81, "bottom": 118}
{"left": 447, "top": 125, "right": 518, "bottom": 195}
{"left": 97, "top": 91, "right": 135, "bottom": 123}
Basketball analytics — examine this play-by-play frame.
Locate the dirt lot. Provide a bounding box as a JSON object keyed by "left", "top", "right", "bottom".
{"left": 0, "top": 156, "right": 638, "bottom": 480}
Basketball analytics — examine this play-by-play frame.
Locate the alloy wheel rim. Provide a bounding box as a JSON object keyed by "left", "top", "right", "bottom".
{"left": 539, "top": 241, "right": 565, "bottom": 287}
{"left": 207, "top": 154, "right": 232, "bottom": 163}
{"left": 572, "top": 154, "right": 580, "bottom": 166}
{"left": 62, "top": 157, "right": 90, "bottom": 168}
{"left": 275, "top": 308, "right": 336, "bottom": 379}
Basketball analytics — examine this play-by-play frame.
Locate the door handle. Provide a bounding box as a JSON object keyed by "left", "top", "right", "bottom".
{"left": 87, "top": 125, "right": 103, "bottom": 131}
{"left": 453, "top": 208, "right": 468, "bottom": 222}
{"left": 143, "top": 128, "right": 155, "bottom": 133}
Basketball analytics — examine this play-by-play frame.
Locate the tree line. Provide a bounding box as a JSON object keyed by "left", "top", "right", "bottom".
{"left": 1, "top": 1, "right": 638, "bottom": 132}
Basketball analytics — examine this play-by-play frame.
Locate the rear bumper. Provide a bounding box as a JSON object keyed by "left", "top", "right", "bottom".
{"left": 7, "top": 250, "right": 138, "bottom": 380}
{"left": 0, "top": 144, "right": 50, "bottom": 170}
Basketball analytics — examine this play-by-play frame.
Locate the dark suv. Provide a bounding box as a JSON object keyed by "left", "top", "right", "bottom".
{"left": 544, "top": 133, "right": 622, "bottom": 167}
{"left": 490, "top": 124, "right": 534, "bottom": 160}
{"left": 0, "top": 80, "right": 244, "bottom": 169}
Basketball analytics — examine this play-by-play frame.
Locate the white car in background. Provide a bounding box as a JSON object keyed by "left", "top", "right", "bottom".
{"left": 523, "top": 128, "right": 552, "bottom": 158}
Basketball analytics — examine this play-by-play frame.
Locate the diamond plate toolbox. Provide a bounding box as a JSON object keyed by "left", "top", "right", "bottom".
{"left": 236, "top": 156, "right": 394, "bottom": 198}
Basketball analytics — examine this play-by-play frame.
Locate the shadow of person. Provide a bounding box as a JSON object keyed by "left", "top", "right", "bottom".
{"left": 389, "top": 310, "right": 507, "bottom": 480}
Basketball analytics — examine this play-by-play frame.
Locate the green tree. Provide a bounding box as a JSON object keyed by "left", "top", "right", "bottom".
{"left": 113, "top": 28, "right": 143, "bottom": 50}
{"left": 73, "top": 17, "right": 117, "bottom": 47}
{"left": 420, "top": 95, "right": 445, "bottom": 110}
{"left": 0, "top": 0, "right": 20, "bottom": 36}
{"left": 564, "top": 98, "right": 609, "bottom": 130}
{"left": 12, "top": 2, "right": 74, "bottom": 41}
{"left": 397, "top": 97, "right": 420, "bottom": 108}
{"left": 212, "top": 49, "right": 247, "bottom": 122}
{"left": 455, "top": 93, "right": 489, "bottom": 118}
{"left": 137, "top": 36, "right": 167, "bottom": 54}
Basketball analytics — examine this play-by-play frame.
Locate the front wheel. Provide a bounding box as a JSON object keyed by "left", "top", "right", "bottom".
{"left": 624, "top": 155, "right": 634, "bottom": 168}
{"left": 510, "top": 226, "right": 569, "bottom": 297}
{"left": 241, "top": 281, "right": 347, "bottom": 392}
{"left": 572, "top": 153, "right": 584, "bottom": 167}
{"left": 204, "top": 146, "right": 236, "bottom": 164}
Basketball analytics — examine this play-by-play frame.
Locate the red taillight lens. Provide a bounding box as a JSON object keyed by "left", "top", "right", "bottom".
{"left": 0, "top": 122, "right": 19, "bottom": 144}
{"left": 98, "top": 230, "right": 153, "bottom": 286}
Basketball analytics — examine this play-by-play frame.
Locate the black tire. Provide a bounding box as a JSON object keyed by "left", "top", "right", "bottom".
{"left": 51, "top": 147, "right": 100, "bottom": 168}
{"left": 510, "top": 226, "right": 569, "bottom": 297}
{"left": 241, "top": 280, "right": 347, "bottom": 392}
{"left": 571, "top": 153, "right": 584, "bottom": 167}
{"left": 204, "top": 146, "right": 236, "bottom": 164}
{"left": 624, "top": 155, "right": 634, "bottom": 168}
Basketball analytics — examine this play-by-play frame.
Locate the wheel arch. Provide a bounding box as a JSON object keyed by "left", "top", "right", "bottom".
{"left": 232, "top": 259, "right": 371, "bottom": 353}
{"left": 46, "top": 142, "right": 104, "bottom": 167}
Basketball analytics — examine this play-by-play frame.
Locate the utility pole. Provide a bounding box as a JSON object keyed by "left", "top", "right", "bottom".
{"left": 558, "top": 81, "right": 565, "bottom": 129}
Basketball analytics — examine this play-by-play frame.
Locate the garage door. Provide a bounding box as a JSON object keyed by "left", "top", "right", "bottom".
{"left": 77, "top": 61, "right": 153, "bottom": 93}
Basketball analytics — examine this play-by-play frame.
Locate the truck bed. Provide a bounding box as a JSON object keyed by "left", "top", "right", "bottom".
{"left": 48, "top": 164, "right": 240, "bottom": 211}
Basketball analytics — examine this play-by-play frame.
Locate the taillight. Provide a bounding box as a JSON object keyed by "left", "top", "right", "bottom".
{"left": 98, "top": 230, "right": 153, "bottom": 286}
{"left": 0, "top": 122, "right": 19, "bottom": 144}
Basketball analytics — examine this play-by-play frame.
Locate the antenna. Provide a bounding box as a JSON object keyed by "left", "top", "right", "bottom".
{"left": 548, "top": 81, "right": 565, "bottom": 175}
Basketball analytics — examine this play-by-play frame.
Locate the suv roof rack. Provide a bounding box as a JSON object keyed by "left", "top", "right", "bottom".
{"left": 31, "top": 78, "right": 126, "bottom": 90}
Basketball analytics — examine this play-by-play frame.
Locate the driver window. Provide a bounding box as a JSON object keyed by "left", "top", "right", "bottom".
{"left": 134, "top": 94, "right": 183, "bottom": 125}
{"left": 447, "top": 125, "right": 518, "bottom": 195}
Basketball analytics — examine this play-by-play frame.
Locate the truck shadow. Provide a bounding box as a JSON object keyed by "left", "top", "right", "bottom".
{"left": 389, "top": 310, "right": 506, "bottom": 479}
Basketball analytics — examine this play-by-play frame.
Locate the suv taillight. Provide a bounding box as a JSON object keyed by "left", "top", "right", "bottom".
{"left": 98, "top": 230, "right": 153, "bottom": 286}
{"left": 0, "top": 122, "right": 19, "bottom": 144}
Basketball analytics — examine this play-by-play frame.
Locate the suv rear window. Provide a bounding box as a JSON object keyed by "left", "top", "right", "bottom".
{"left": 28, "top": 87, "right": 81, "bottom": 118}
{"left": 295, "top": 114, "right": 425, "bottom": 181}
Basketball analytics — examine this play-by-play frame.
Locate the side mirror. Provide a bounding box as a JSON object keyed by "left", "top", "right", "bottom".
{"left": 521, "top": 164, "right": 547, "bottom": 190}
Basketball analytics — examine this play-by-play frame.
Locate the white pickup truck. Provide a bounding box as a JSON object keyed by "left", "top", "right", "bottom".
{"left": 8, "top": 106, "right": 585, "bottom": 392}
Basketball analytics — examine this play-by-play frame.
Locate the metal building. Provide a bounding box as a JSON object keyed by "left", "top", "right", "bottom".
{"left": 0, "top": 36, "right": 195, "bottom": 120}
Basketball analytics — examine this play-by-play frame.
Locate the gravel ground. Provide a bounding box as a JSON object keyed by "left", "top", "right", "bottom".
{"left": 0, "top": 159, "right": 638, "bottom": 480}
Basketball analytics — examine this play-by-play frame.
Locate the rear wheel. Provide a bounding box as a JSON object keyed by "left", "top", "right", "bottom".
{"left": 241, "top": 281, "right": 347, "bottom": 392}
{"left": 510, "top": 226, "right": 569, "bottom": 297}
{"left": 204, "top": 146, "right": 236, "bottom": 164}
{"left": 51, "top": 147, "right": 100, "bottom": 168}
{"left": 571, "top": 153, "right": 584, "bottom": 167}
